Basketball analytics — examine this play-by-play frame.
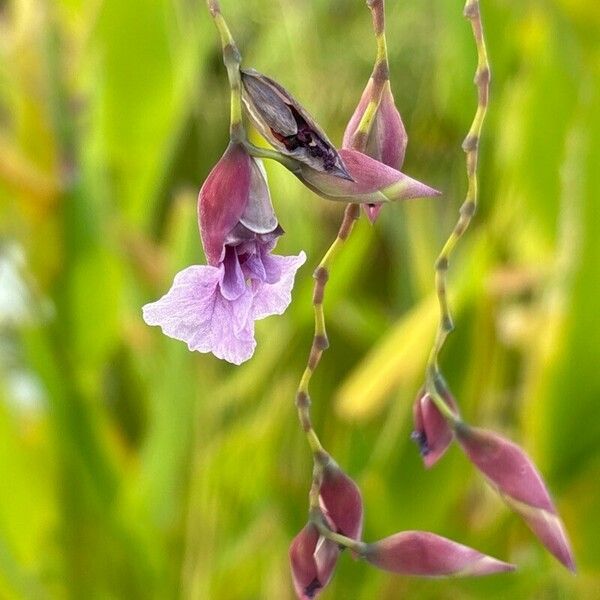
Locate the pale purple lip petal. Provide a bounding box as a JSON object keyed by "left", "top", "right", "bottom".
{"left": 250, "top": 251, "right": 306, "bottom": 321}
{"left": 364, "top": 531, "right": 515, "bottom": 577}
{"left": 142, "top": 264, "right": 256, "bottom": 365}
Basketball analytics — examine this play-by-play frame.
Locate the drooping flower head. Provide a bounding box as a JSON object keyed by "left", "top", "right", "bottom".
{"left": 143, "top": 142, "right": 305, "bottom": 364}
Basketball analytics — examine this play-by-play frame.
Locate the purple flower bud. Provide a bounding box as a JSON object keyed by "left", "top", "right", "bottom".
{"left": 412, "top": 391, "right": 459, "bottom": 469}
{"left": 289, "top": 523, "right": 339, "bottom": 599}
{"left": 343, "top": 80, "right": 407, "bottom": 171}
{"left": 343, "top": 79, "right": 408, "bottom": 223}
{"left": 364, "top": 531, "right": 515, "bottom": 576}
{"left": 319, "top": 459, "right": 363, "bottom": 541}
{"left": 241, "top": 69, "right": 351, "bottom": 180}
{"left": 456, "top": 425, "right": 576, "bottom": 571}
{"left": 142, "top": 143, "right": 305, "bottom": 364}
{"left": 297, "top": 148, "right": 440, "bottom": 205}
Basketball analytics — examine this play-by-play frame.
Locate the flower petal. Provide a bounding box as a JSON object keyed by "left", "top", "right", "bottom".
{"left": 251, "top": 251, "right": 306, "bottom": 320}
{"left": 142, "top": 265, "right": 256, "bottom": 365}
{"left": 364, "top": 531, "right": 515, "bottom": 576}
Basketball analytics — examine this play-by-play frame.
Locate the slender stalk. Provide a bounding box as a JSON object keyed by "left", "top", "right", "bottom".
{"left": 206, "top": 0, "right": 243, "bottom": 140}
{"left": 294, "top": 0, "right": 389, "bottom": 533}
{"left": 425, "top": 0, "right": 490, "bottom": 420}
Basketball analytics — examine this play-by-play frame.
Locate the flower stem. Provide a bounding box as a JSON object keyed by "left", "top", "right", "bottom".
{"left": 309, "top": 507, "right": 367, "bottom": 555}
{"left": 206, "top": 1, "right": 244, "bottom": 140}
{"left": 425, "top": 0, "right": 490, "bottom": 420}
{"left": 293, "top": 0, "right": 389, "bottom": 521}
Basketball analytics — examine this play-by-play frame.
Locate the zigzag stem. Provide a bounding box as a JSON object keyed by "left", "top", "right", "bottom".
{"left": 294, "top": 0, "right": 389, "bottom": 548}
{"left": 425, "top": 0, "right": 490, "bottom": 421}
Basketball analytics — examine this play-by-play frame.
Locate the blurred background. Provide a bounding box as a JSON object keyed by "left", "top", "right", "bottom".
{"left": 1, "top": 0, "right": 599, "bottom": 598}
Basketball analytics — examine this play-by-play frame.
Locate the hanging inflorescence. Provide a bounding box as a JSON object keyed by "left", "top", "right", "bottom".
{"left": 142, "top": 1, "right": 575, "bottom": 597}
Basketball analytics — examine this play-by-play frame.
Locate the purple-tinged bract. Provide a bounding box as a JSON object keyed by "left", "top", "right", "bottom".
{"left": 364, "top": 530, "right": 515, "bottom": 576}
{"left": 289, "top": 523, "right": 339, "bottom": 600}
{"left": 319, "top": 459, "right": 363, "bottom": 541}
{"left": 456, "top": 425, "right": 576, "bottom": 571}
{"left": 298, "top": 148, "right": 440, "bottom": 205}
{"left": 412, "top": 391, "right": 459, "bottom": 468}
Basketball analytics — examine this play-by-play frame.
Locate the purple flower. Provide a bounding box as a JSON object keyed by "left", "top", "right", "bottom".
{"left": 289, "top": 523, "right": 339, "bottom": 600}
{"left": 412, "top": 390, "right": 460, "bottom": 469}
{"left": 456, "top": 425, "right": 576, "bottom": 571}
{"left": 364, "top": 531, "right": 515, "bottom": 576}
{"left": 142, "top": 143, "right": 305, "bottom": 364}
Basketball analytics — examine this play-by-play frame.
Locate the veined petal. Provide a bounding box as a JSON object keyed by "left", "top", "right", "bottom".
{"left": 251, "top": 251, "right": 306, "bottom": 320}
{"left": 142, "top": 265, "right": 256, "bottom": 365}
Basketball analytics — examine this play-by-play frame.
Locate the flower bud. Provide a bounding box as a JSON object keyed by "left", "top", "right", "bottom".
{"left": 297, "top": 148, "right": 440, "bottom": 205}
{"left": 343, "top": 79, "right": 408, "bottom": 223}
{"left": 412, "top": 391, "right": 459, "bottom": 469}
{"left": 319, "top": 458, "right": 363, "bottom": 541}
{"left": 343, "top": 80, "right": 407, "bottom": 172}
{"left": 456, "top": 425, "right": 575, "bottom": 571}
{"left": 241, "top": 68, "right": 351, "bottom": 179}
{"left": 289, "top": 523, "right": 339, "bottom": 599}
{"left": 364, "top": 531, "right": 515, "bottom": 576}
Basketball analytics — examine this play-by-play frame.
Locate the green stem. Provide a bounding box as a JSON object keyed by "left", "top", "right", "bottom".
{"left": 206, "top": 1, "right": 243, "bottom": 140}
{"left": 293, "top": 0, "right": 389, "bottom": 519}
{"left": 425, "top": 0, "right": 490, "bottom": 420}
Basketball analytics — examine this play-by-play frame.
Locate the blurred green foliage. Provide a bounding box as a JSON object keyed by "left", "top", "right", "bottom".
{"left": 1, "top": 0, "right": 599, "bottom": 598}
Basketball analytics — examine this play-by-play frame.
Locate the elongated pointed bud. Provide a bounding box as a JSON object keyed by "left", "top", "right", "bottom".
{"left": 364, "top": 531, "right": 515, "bottom": 576}
{"left": 319, "top": 458, "right": 363, "bottom": 541}
{"left": 456, "top": 425, "right": 576, "bottom": 571}
{"left": 412, "top": 391, "right": 459, "bottom": 468}
{"left": 289, "top": 523, "right": 339, "bottom": 599}
{"left": 298, "top": 148, "right": 440, "bottom": 205}
{"left": 241, "top": 68, "right": 351, "bottom": 179}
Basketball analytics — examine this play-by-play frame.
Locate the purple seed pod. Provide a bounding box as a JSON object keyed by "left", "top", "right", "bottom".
{"left": 240, "top": 68, "right": 351, "bottom": 180}
{"left": 412, "top": 390, "right": 459, "bottom": 468}
{"left": 143, "top": 143, "right": 305, "bottom": 364}
{"left": 364, "top": 530, "right": 515, "bottom": 576}
{"left": 289, "top": 523, "right": 339, "bottom": 599}
{"left": 297, "top": 147, "right": 440, "bottom": 205}
{"left": 319, "top": 459, "right": 364, "bottom": 541}
{"left": 456, "top": 424, "right": 576, "bottom": 571}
